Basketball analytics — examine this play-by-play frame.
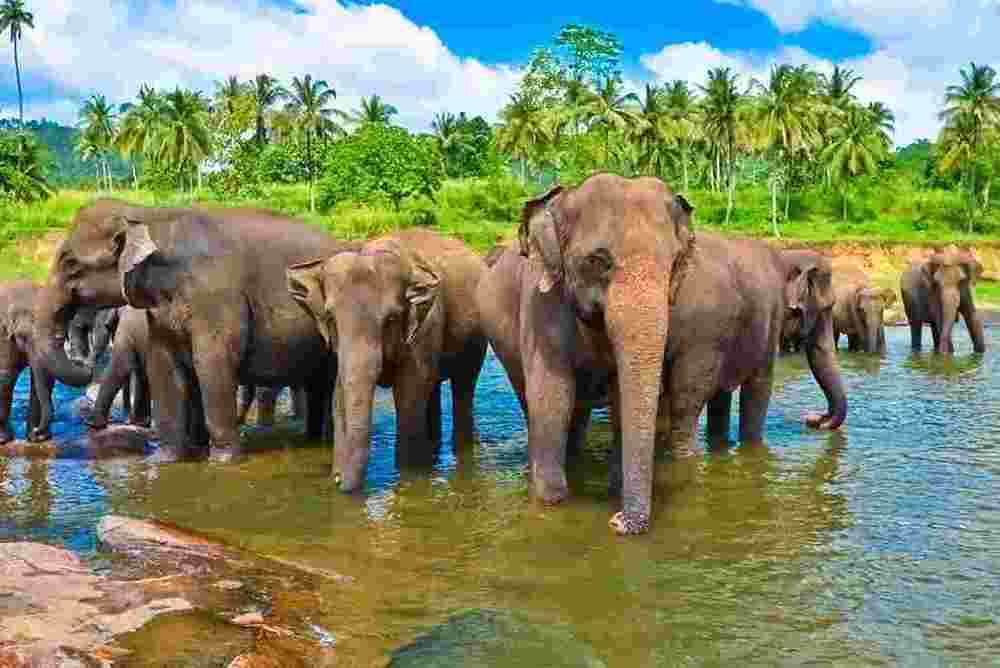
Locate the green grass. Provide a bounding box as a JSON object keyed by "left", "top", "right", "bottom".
{"left": 2, "top": 175, "right": 999, "bottom": 282}
{"left": 975, "top": 280, "right": 1000, "bottom": 305}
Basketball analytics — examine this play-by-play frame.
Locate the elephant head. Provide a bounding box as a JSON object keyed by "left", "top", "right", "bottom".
{"left": 923, "top": 251, "right": 981, "bottom": 354}
{"left": 287, "top": 240, "right": 443, "bottom": 492}
{"left": 519, "top": 174, "right": 695, "bottom": 534}
{"left": 782, "top": 251, "right": 847, "bottom": 430}
{"left": 33, "top": 200, "right": 185, "bottom": 388}
{"left": 851, "top": 286, "right": 896, "bottom": 353}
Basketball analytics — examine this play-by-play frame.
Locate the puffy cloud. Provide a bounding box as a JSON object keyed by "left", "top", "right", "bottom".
{"left": 6, "top": 0, "right": 522, "bottom": 131}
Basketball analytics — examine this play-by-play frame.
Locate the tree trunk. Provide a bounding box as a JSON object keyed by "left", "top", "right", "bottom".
{"left": 132, "top": 164, "right": 138, "bottom": 190}
{"left": 771, "top": 178, "right": 779, "bottom": 237}
{"left": 13, "top": 39, "right": 24, "bottom": 127}
{"left": 682, "top": 144, "right": 689, "bottom": 193}
{"left": 784, "top": 183, "right": 791, "bottom": 222}
{"left": 95, "top": 164, "right": 101, "bottom": 191}
{"left": 843, "top": 190, "right": 848, "bottom": 222}
{"left": 307, "top": 130, "right": 315, "bottom": 213}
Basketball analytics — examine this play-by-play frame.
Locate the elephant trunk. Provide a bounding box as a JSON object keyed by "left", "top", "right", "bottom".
{"left": 863, "top": 305, "right": 882, "bottom": 354}
{"left": 606, "top": 263, "right": 671, "bottom": 535}
{"left": 937, "top": 288, "right": 961, "bottom": 354}
{"left": 334, "top": 341, "right": 381, "bottom": 493}
{"left": 806, "top": 312, "right": 847, "bottom": 430}
{"left": 33, "top": 286, "right": 93, "bottom": 387}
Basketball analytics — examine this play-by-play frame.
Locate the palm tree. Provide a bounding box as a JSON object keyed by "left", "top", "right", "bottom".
{"left": 662, "top": 80, "right": 700, "bottom": 192}
{"left": 0, "top": 0, "right": 34, "bottom": 126}
{"left": 79, "top": 94, "right": 118, "bottom": 192}
{"left": 561, "top": 74, "right": 594, "bottom": 137}
{"left": 866, "top": 102, "right": 895, "bottom": 148}
{"left": 0, "top": 130, "right": 51, "bottom": 201}
{"left": 939, "top": 63, "right": 1000, "bottom": 214}
{"left": 432, "top": 111, "right": 469, "bottom": 175}
{"left": 821, "top": 66, "right": 862, "bottom": 109}
{"left": 285, "top": 74, "right": 339, "bottom": 212}
{"left": 116, "top": 84, "right": 164, "bottom": 189}
{"left": 937, "top": 112, "right": 980, "bottom": 224}
{"left": 215, "top": 75, "right": 245, "bottom": 115}
{"left": 250, "top": 73, "right": 287, "bottom": 146}
{"left": 344, "top": 94, "right": 399, "bottom": 126}
{"left": 821, "top": 104, "right": 887, "bottom": 221}
{"left": 584, "top": 76, "right": 640, "bottom": 168}
{"left": 497, "top": 92, "right": 551, "bottom": 181}
{"left": 700, "top": 67, "right": 744, "bottom": 224}
{"left": 156, "top": 88, "right": 211, "bottom": 192}
{"left": 632, "top": 83, "right": 673, "bottom": 177}
{"left": 74, "top": 134, "right": 101, "bottom": 188}
{"left": 752, "top": 64, "right": 823, "bottom": 235}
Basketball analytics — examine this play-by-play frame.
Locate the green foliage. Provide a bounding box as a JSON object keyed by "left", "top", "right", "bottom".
{"left": 433, "top": 113, "right": 502, "bottom": 179}
{"left": 555, "top": 24, "right": 623, "bottom": 84}
{"left": 257, "top": 141, "right": 308, "bottom": 183}
{"left": 319, "top": 124, "right": 443, "bottom": 211}
{"left": 0, "top": 130, "right": 53, "bottom": 203}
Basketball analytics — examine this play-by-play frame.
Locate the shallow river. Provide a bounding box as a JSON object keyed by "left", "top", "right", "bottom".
{"left": 1, "top": 326, "right": 998, "bottom": 666}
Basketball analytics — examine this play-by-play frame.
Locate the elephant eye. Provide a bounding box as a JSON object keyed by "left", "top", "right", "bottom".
{"left": 583, "top": 251, "right": 613, "bottom": 276}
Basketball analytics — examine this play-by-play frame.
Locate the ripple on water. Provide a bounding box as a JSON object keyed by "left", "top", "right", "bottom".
{"left": 0, "top": 328, "right": 998, "bottom": 664}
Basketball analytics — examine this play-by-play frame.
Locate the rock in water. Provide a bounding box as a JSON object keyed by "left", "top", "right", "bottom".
{"left": 97, "top": 515, "right": 225, "bottom": 560}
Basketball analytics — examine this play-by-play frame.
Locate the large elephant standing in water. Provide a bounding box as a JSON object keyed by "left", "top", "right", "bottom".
{"left": 287, "top": 229, "right": 487, "bottom": 492}
{"left": 478, "top": 174, "right": 846, "bottom": 535}
{"left": 0, "top": 282, "right": 60, "bottom": 443}
{"left": 33, "top": 200, "right": 355, "bottom": 462}
{"left": 901, "top": 250, "right": 986, "bottom": 354}
{"left": 84, "top": 306, "right": 151, "bottom": 430}
{"left": 67, "top": 306, "right": 119, "bottom": 368}
{"left": 831, "top": 266, "right": 896, "bottom": 354}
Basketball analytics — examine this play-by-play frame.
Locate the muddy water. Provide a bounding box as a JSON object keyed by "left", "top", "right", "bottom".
{"left": 1, "top": 326, "right": 999, "bottom": 666}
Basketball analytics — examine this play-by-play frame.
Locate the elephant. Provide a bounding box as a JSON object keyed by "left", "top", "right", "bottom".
{"left": 831, "top": 267, "right": 896, "bottom": 353}
{"left": 0, "top": 282, "right": 58, "bottom": 443}
{"left": 67, "top": 306, "right": 119, "bottom": 367}
{"left": 477, "top": 173, "right": 846, "bottom": 535}
{"left": 85, "top": 306, "right": 151, "bottom": 430}
{"left": 287, "top": 229, "right": 488, "bottom": 492}
{"left": 33, "top": 199, "right": 358, "bottom": 463}
{"left": 901, "top": 250, "right": 986, "bottom": 354}
{"left": 237, "top": 385, "right": 307, "bottom": 426}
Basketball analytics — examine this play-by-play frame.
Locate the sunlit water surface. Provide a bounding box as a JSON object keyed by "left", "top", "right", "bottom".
{"left": 1, "top": 326, "right": 998, "bottom": 666}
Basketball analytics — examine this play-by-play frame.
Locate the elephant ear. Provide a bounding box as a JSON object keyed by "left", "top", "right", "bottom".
{"left": 287, "top": 258, "right": 334, "bottom": 346}
{"left": 519, "top": 185, "right": 565, "bottom": 294}
{"left": 786, "top": 260, "right": 834, "bottom": 337}
{"left": 118, "top": 217, "right": 165, "bottom": 309}
{"left": 670, "top": 193, "right": 696, "bottom": 251}
{"left": 405, "top": 253, "right": 442, "bottom": 346}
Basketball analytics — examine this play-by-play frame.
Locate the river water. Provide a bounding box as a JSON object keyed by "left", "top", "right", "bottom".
{"left": 1, "top": 326, "right": 998, "bottom": 666}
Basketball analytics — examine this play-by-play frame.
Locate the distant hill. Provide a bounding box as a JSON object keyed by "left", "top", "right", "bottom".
{"left": 0, "top": 118, "right": 132, "bottom": 187}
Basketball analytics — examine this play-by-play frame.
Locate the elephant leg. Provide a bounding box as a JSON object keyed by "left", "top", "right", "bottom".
{"left": 393, "top": 369, "right": 438, "bottom": 467}
{"left": 961, "top": 301, "right": 986, "bottom": 353}
{"left": 291, "top": 387, "right": 307, "bottom": 421}
{"left": 450, "top": 342, "right": 485, "bottom": 447}
{"left": 121, "top": 367, "right": 132, "bottom": 423}
{"left": 0, "top": 353, "right": 24, "bottom": 444}
{"left": 145, "top": 341, "right": 195, "bottom": 462}
{"left": 130, "top": 360, "right": 152, "bottom": 428}
{"left": 525, "top": 353, "right": 575, "bottom": 505}
{"left": 333, "top": 378, "right": 347, "bottom": 474}
{"left": 608, "top": 391, "right": 623, "bottom": 497}
{"left": 739, "top": 365, "right": 774, "bottom": 444}
{"left": 87, "top": 344, "right": 134, "bottom": 430}
{"left": 26, "top": 370, "right": 40, "bottom": 434}
{"left": 929, "top": 320, "right": 942, "bottom": 352}
{"left": 257, "top": 386, "right": 278, "bottom": 427}
{"left": 426, "top": 382, "right": 442, "bottom": 444}
{"left": 237, "top": 384, "right": 255, "bottom": 426}
{"left": 847, "top": 334, "right": 860, "bottom": 352}
{"left": 909, "top": 320, "right": 922, "bottom": 351}
{"left": 27, "top": 362, "right": 54, "bottom": 443}
{"left": 668, "top": 352, "right": 719, "bottom": 455}
{"left": 706, "top": 390, "right": 732, "bottom": 445}
{"left": 306, "top": 382, "right": 332, "bottom": 441}
{"left": 566, "top": 402, "right": 592, "bottom": 460}
{"left": 191, "top": 344, "right": 242, "bottom": 464}
{"left": 877, "top": 327, "right": 887, "bottom": 355}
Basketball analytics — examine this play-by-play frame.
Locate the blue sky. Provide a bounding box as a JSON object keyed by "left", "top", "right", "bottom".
{"left": 2, "top": 1, "right": 997, "bottom": 145}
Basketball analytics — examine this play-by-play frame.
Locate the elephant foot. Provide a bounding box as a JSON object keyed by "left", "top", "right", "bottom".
{"left": 209, "top": 446, "right": 247, "bottom": 465}
{"left": 146, "top": 447, "right": 196, "bottom": 465}
{"left": 805, "top": 412, "right": 839, "bottom": 430}
{"left": 535, "top": 484, "right": 568, "bottom": 506}
{"left": 609, "top": 511, "right": 650, "bottom": 536}
{"left": 85, "top": 414, "right": 109, "bottom": 431}
{"left": 27, "top": 427, "right": 52, "bottom": 443}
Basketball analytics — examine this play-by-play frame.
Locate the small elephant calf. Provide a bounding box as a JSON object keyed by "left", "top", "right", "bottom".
{"left": 288, "top": 229, "right": 487, "bottom": 492}
{"left": 832, "top": 266, "right": 896, "bottom": 353}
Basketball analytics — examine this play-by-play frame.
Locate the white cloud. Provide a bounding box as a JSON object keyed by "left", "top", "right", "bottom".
{"left": 10, "top": 0, "right": 522, "bottom": 131}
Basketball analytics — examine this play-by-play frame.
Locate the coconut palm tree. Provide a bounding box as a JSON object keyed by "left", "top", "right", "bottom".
{"left": 116, "top": 84, "right": 164, "bottom": 189}
{"left": 662, "top": 80, "right": 699, "bottom": 192}
{"left": 250, "top": 73, "right": 287, "bottom": 146}
{"left": 215, "top": 75, "right": 245, "bottom": 115}
{"left": 631, "top": 83, "right": 674, "bottom": 177}
{"left": 752, "top": 64, "right": 823, "bottom": 235}
{"left": 285, "top": 74, "right": 340, "bottom": 212}
{"left": 0, "top": 0, "right": 34, "bottom": 126}
{"left": 583, "top": 76, "right": 640, "bottom": 168}
{"left": 497, "top": 92, "right": 551, "bottom": 181}
{"left": 156, "top": 88, "right": 211, "bottom": 192}
{"left": 866, "top": 102, "right": 895, "bottom": 148}
{"left": 939, "top": 63, "right": 1000, "bottom": 214}
{"left": 700, "top": 67, "right": 745, "bottom": 224}
{"left": 821, "top": 104, "right": 887, "bottom": 221}
{"left": 343, "top": 94, "right": 399, "bottom": 126}
{"left": 79, "top": 94, "right": 118, "bottom": 192}
{"left": 821, "top": 66, "right": 862, "bottom": 109}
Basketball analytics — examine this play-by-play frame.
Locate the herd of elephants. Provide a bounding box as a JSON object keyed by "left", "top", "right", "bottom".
{"left": 0, "top": 173, "right": 986, "bottom": 535}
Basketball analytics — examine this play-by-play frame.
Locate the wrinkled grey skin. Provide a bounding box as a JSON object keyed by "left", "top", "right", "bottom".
{"left": 85, "top": 306, "right": 150, "bottom": 430}
{"left": 832, "top": 268, "right": 896, "bottom": 353}
{"left": 67, "top": 306, "right": 119, "bottom": 368}
{"left": 288, "top": 229, "right": 487, "bottom": 493}
{"left": 477, "top": 174, "right": 847, "bottom": 535}
{"left": 901, "top": 251, "right": 986, "bottom": 354}
{"left": 237, "top": 385, "right": 306, "bottom": 426}
{"left": 34, "top": 200, "right": 355, "bottom": 463}
{"left": 0, "top": 282, "right": 57, "bottom": 443}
